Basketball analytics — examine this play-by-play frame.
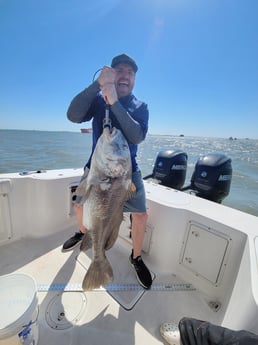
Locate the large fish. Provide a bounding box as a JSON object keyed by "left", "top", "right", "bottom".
{"left": 78, "top": 126, "right": 135, "bottom": 291}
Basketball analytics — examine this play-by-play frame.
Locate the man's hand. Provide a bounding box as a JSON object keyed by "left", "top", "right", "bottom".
{"left": 97, "top": 66, "right": 115, "bottom": 86}
{"left": 98, "top": 66, "right": 118, "bottom": 105}
{"left": 101, "top": 82, "right": 118, "bottom": 105}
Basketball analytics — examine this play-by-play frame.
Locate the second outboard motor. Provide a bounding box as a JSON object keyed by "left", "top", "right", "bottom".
{"left": 191, "top": 153, "right": 232, "bottom": 203}
{"left": 152, "top": 150, "right": 188, "bottom": 189}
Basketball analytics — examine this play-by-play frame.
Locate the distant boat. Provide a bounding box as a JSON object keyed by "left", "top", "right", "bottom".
{"left": 81, "top": 128, "right": 93, "bottom": 133}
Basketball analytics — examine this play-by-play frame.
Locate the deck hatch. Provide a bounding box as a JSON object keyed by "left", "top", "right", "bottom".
{"left": 180, "top": 221, "right": 232, "bottom": 285}
{"left": 46, "top": 292, "right": 87, "bottom": 329}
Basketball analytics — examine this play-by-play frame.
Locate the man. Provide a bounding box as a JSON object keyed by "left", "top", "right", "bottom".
{"left": 62, "top": 53, "right": 152, "bottom": 289}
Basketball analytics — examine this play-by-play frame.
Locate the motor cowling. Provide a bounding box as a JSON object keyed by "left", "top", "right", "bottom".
{"left": 191, "top": 153, "right": 232, "bottom": 203}
{"left": 152, "top": 150, "right": 188, "bottom": 189}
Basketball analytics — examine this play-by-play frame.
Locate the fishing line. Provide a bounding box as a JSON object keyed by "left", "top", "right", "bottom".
{"left": 92, "top": 67, "right": 103, "bottom": 83}
{"left": 91, "top": 67, "right": 112, "bottom": 129}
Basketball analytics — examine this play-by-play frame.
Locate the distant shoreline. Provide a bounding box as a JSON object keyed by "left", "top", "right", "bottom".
{"left": 1, "top": 128, "right": 256, "bottom": 141}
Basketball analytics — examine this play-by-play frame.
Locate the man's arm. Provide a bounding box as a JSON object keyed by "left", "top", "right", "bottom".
{"left": 111, "top": 101, "right": 148, "bottom": 145}
{"left": 67, "top": 81, "right": 100, "bottom": 123}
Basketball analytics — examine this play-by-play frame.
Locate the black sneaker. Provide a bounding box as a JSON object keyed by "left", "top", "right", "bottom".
{"left": 62, "top": 231, "right": 84, "bottom": 251}
{"left": 130, "top": 251, "right": 152, "bottom": 289}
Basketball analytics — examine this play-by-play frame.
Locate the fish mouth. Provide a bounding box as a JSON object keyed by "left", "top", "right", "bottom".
{"left": 110, "top": 127, "right": 117, "bottom": 136}
{"left": 103, "top": 127, "right": 119, "bottom": 141}
{"left": 103, "top": 126, "right": 112, "bottom": 134}
{"left": 103, "top": 126, "right": 117, "bottom": 136}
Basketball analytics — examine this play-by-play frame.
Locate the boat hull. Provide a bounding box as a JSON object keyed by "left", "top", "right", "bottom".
{"left": 0, "top": 169, "right": 258, "bottom": 344}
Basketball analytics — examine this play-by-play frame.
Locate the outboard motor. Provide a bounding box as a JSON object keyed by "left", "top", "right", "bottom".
{"left": 190, "top": 153, "right": 232, "bottom": 203}
{"left": 151, "top": 150, "right": 188, "bottom": 189}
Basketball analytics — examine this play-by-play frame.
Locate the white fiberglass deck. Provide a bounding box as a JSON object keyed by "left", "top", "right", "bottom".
{"left": 0, "top": 225, "right": 214, "bottom": 345}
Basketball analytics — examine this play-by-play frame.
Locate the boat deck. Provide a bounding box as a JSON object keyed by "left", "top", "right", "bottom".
{"left": 1, "top": 172, "right": 257, "bottom": 343}
{"left": 0, "top": 225, "right": 214, "bottom": 345}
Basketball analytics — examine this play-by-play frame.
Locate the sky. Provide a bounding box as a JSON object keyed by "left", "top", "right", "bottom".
{"left": 0, "top": 0, "right": 258, "bottom": 139}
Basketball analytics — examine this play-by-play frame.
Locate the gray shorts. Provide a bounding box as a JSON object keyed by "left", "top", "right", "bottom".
{"left": 73, "top": 169, "right": 146, "bottom": 213}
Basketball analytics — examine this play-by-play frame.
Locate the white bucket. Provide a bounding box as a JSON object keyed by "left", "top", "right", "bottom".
{"left": 0, "top": 273, "right": 39, "bottom": 345}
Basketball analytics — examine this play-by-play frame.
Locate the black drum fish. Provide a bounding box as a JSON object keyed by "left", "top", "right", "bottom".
{"left": 78, "top": 126, "right": 135, "bottom": 290}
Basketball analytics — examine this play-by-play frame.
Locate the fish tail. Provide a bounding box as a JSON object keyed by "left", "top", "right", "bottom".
{"left": 82, "top": 257, "right": 113, "bottom": 291}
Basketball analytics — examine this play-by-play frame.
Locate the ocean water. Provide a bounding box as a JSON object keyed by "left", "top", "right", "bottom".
{"left": 0, "top": 129, "right": 257, "bottom": 217}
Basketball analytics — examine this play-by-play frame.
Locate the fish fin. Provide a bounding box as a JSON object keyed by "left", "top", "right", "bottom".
{"left": 104, "top": 212, "right": 123, "bottom": 250}
{"left": 75, "top": 178, "right": 88, "bottom": 197}
{"left": 80, "top": 231, "right": 92, "bottom": 252}
{"left": 104, "top": 226, "right": 120, "bottom": 250}
{"left": 79, "top": 175, "right": 104, "bottom": 205}
{"left": 126, "top": 182, "right": 136, "bottom": 200}
{"left": 82, "top": 257, "right": 113, "bottom": 291}
{"left": 75, "top": 178, "right": 92, "bottom": 205}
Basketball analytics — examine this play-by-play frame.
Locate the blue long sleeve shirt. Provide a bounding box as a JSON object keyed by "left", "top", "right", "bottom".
{"left": 67, "top": 81, "right": 149, "bottom": 172}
